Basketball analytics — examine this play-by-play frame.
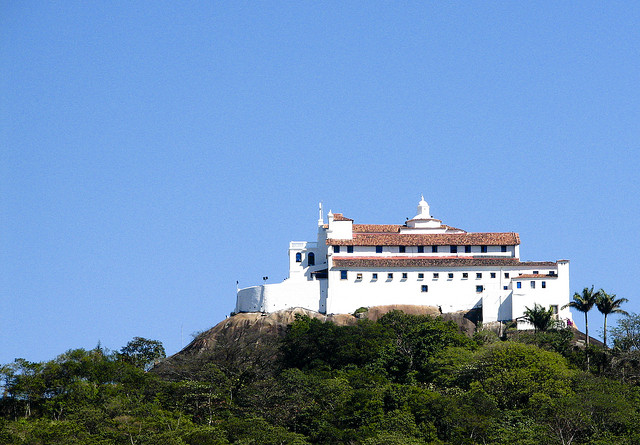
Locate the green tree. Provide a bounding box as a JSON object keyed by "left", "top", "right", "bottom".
{"left": 595, "top": 290, "right": 628, "bottom": 348}
{"left": 376, "top": 311, "right": 473, "bottom": 383}
{"left": 610, "top": 313, "right": 640, "bottom": 352}
{"left": 608, "top": 313, "right": 640, "bottom": 384}
{"left": 563, "top": 286, "right": 599, "bottom": 369}
{"left": 281, "top": 315, "right": 392, "bottom": 371}
{"left": 563, "top": 286, "right": 600, "bottom": 347}
{"left": 522, "top": 304, "right": 557, "bottom": 333}
{"left": 119, "top": 337, "right": 166, "bottom": 371}
{"left": 456, "top": 342, "right": 574, "bottom": 409}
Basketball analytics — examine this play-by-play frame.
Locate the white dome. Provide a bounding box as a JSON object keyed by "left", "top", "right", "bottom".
{"left": 413, "top": 195, "right": 431, "bottom": 220}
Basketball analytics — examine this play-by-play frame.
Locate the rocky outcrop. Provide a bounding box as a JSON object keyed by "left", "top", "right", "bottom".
{"left": 152, "top": 305, "right": 482, "bottom": 378}
{"left": 168, "top": 305, "right": 480, "bottom": 359}
{"left": 180, "top": 308, "right": 359, "bottom": 356}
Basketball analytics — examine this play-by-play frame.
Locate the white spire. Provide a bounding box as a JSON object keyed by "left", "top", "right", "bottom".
{"left": 414, "top": 195, "right": 431, "bottom": 219}
{"left": 318, "top": 202, "right": 324, "bottom": 226}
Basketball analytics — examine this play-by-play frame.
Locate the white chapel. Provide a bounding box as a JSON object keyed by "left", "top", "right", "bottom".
{"left": 235, "top": 197, "right": 572, "bottom": 328}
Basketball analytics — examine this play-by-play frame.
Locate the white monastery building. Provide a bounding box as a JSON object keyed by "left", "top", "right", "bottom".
{"left": 236, "top": 197, "right": 572, "bottom": 327}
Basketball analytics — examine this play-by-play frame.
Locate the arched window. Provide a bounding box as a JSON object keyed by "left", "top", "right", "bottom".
{"left": 308, "top": 252, "right": 315, "bottom": 266}
{"left": 295, "top": 252, "right": 302, "bottom": 262}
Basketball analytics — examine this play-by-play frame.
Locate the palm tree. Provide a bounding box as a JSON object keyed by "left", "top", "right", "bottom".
{"left": 522, "top": 304, "right": 556, "bottom": 333}
{"left": 596, "top": 290, "right": 628, "bottom": 348}
{"left": 562, "top": 286, "right": 599, "bottom": 347}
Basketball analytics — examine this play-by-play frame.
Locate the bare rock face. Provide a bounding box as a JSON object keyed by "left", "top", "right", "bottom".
{"left": 363, "top": 304, "right": 441, "bottom": 321}
{"left": 171, "top": 305, "right": 479, "bottom": 359}
{"left": 153, "top": 305, "right": 481, "bottom": 378}
{"left": 442, "top": 309, "right": 482, "bottom": 337}
{"left": 180, "top": 308, "right": 359, "bottom": 356}
{"left": 153, "top": 307, "right": 362, "bottom": 378}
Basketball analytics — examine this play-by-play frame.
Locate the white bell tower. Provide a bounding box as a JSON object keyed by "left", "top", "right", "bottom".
{"left": 414, "top": 195, "right": 431, "bottom": 219}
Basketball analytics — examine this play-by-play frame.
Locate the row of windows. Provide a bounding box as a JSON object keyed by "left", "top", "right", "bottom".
{"left": 339, "top": 271, "right": 551, "bottom": 280}
{"left": 516, "top": 281, "right": 547, "bottom": 289}
{"left": 340, "top": 270, "right": 490, "bottom": 280}
{"left": 419, "top": 284, "right": 485, "bottom": 293}
{"left": 333, "top": 245, "right": 509, "bottom": 254}
{"left": 339, "top": 271, "right": 550, "bottom": 290}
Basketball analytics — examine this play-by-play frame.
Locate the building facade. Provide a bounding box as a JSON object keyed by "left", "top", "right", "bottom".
{"left": 235, "top": 198, "right": 572, "bottom": 327}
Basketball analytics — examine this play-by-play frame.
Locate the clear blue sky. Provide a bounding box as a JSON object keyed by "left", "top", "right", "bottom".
{"left": 2, "top": 2, "right": 639, "bottom": 364}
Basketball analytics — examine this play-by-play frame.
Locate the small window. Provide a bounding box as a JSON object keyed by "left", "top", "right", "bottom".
{"left": 462, "top": 273, "right": 468, "bottom": 279}
{"left": 490, "top": 272, "right": 496, "bottom": 278}
{"left": 433, "top": 273, "right": 439, "bottom": 279}
{"left": 347, "top": 246, "right": 354, "bottom": 253}
{"left": 476, "top": 273, "right": 482, "bottom": 279}
{"left": 421, "top": 285, "right": 428, "bottom": 292}
{"left": 550, "top": 304, "right": 558, "bottom": 314}
{"left": 402, "top": 272, "right": 408, "bottom": 279}
{"left": 308, "top": 252, "right": 315, "bottom": 266}
{"left": 450, "top": 246, "right": 458, "bottom": 253}
{"left": 533, "top": 270, "right": 539, "bottom": 274}
{"left": 517, "top": 281, "right": 522, "bottom": 289}
{"left": 476, "top": 285, "right": 483, "bottom": 293}
{"left": 503, "top": 285, "right": 508, "bottom": 290}
{"left": 542, "top": 281, "right": 546, "bottom": 289}
{"left": 387, "top": 273, "right": 393, "bottom": 279}
{"left": 549, "top": 270, "right": 556, "bottom": 276}
{"left": 481, "top": 245, "right": 487, "bottom": 253}
{"left": 399, "top": 246, "right": 406, "bottom": 253}
{"left": 465, "top": 246, "right": 471, "bottom": 253}
{"left": 432, "top": 246, "right": 438, "bottom": 253}
{"left": 418, "top": 273, "right": 424, "bottom": 279}
{"left": 531, "top": 281, "right": 535, "bottom": 289}
{"left": 501, "top": 245, "right": 507, "bottom": 252}
{"left": 295, "top": 252, "right": 302, "bottom": 262}
{"left": 504, "top": 273, "right": 510, "bottom": 278}
{"left": 376, "top": 246, "right": 383, "bottom": 253}
{"left": 356, "top": 273, "right": 363, "bottom": 280}
{"left": 333, "top": 246, "right": 340, "bottom": 253}
{"left": 448, "top": 273, "right": 454, "bottom": 279}
{"left": 418, "top": 246, "right": 424, "bottom": 253}
{"left": 372, "top": 273, "right": 378, "bottom": 280}
{"left": 340, "top": 270, "right": 347, "bottom": 280}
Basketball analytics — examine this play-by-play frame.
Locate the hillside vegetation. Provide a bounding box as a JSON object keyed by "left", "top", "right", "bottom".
{"left": 2, "top": 308, "right": 640, "bottom": 444}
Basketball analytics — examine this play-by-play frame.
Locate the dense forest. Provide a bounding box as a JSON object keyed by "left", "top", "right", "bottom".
{"left": 2, "top": 310, "right": 640, "bottom": 444}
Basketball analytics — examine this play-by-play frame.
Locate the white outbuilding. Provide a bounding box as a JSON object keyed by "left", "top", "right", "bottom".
{"left": 236, "top": 198, "right": 572, "bottom": 328}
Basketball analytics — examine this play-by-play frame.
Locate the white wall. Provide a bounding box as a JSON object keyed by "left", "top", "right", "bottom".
{"left": 236, "top": 279, "right": 322, "bottom": 313}
{"left": 511, "top": 264, "right": 572, "bottom": 326}
{"left": 325, "top": 265, "right": 571, "bottom": 326}
{"left": 327, "top": 267, "right": 498, "bottom": 315}
{"left": 326, "top": 219, "right": 353, "bottom": 239}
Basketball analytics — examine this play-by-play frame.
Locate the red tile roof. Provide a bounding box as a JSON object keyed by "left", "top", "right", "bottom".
{"left": 332, "top": 257, "right": 556, "bottom": 268}
{"left": 331, "top": 213, "right": 354, "bottom": 221}
{"left": 515, "top": 274, "right": 557, "bottom": 278}
{"left": 328, "top": 232, "right": 520, "bottom": 246}
{"left": 352, "top": 224, "right": 403, "bottom": 233}
{"left": 442, "top": 224, "right": 464, "bottom": 232}
{"left": 351, "top": 223, "right": 465, "bottom": 233}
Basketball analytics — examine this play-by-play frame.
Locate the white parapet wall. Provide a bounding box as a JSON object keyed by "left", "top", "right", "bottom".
{"left": 236, "top": 279, "right": 323, "bottom": 313}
